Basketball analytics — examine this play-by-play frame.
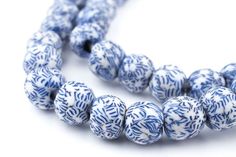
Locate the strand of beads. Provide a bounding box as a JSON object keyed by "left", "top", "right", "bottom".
{"left": 23, "top": 0, "right": 236, "bottom": 146}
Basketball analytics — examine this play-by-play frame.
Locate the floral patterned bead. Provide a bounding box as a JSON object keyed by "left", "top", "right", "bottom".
{"left": 188, "top": 69, "right": 225, "bottom": 100}
{"left": 23, "top": 44, "right": 62, "bottom": 74}
{"left": 70, "top": 23, "right": 105, "bottom": 58}
{"left": 76, "top": 6, "right": 111, "bottom": 33}
{"left": 54, "top": 81, "right": 95, "bottom": 125}
{"left": 90, "top": 95, "right": 126, "bottom": 140}
{"left": 118, "top": 54, "right": 154, "bottom": 93}
{"left": 56, "top": 0, "right": 86, "bottom": 6}
{"left": 149, "top": 65, "right": 187, "bottom": 103}
{"left": 163, "top": 96, "right": 205, "bottom": 140}
{"left": 24, "top": 67, "right": 65, "bottom": 110}
{"left": 88, "top": 40, "right": 125, "bottom": 81}
{"left": 86, "top": 0, "right": 117, "bottom": 19}
{"left": 48, "top": 0, "right": 79, "bottom": 21}
{"left": 41, "top": 15, "right": 72, "bottom": 40}
{"left": 221, "top": 63, "right": 236, "bottom": 88}
{"left": 125, "top": 101, "right": 164, "bottom": 145}
{"left": 200, "top": 86, "right": 236, "bottom": 131}
{"left": 27, "top": 30, "right": 62, "bottom": 50}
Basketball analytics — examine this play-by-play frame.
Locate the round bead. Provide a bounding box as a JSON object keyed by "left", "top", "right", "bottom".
{"left": 41, "top": 15, "right": 72, "bottom": 40}
{"left": 221, "top": 63, "right": 236, "bottom": 88}
{"left": 149, "top": 65, "right": 187, "bottom": 103}
{"left": 27, "top": 30, "right": 62, "bottom": 50}
{"left": 90, "top": 95, "right": 126, "bottom": 139}
{"left": 70, "top": 23, "right": 105, "bottom": 58}
{"left": 86, "top": 0, "right": 117, "bottom": 19}
{"left": 188, "top": 69, "right": 225, "bottom": 100}
{"left": 23, "top": 44, "right": 62, "bottom": 74}
{"left": 88, "top": 40, "right": 125, "bottom": 81}
{"left": 54, "top": 81, "right": 95, "bottom": 125}
{"left": 124, "top": 101, "right": 164, "bottom": 145}
{"left": 47, "top": 1, "right": 79, "bottom": 21}
{"left": 76, "top": 6, "right": 111, "bottom": 32}
{"left": 200, "top": 86, "right": 236, "bottom": 131}
{"left": 163, "top": 96, "right": 205, "bottom": 140}
{"left": 118, "top": 54, "right": 154, "bottom": 93}
{"left": 24, "top": 67, "right": 65, "bottom": 110}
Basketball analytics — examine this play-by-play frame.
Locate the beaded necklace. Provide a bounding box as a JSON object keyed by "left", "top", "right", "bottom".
{"left": 23, "top": 0, "right": 236, "bottom": 145}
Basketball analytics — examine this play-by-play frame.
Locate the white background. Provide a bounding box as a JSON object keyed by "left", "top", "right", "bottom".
{"left": 1, "top": 0, "right": 236, "bottom": 157}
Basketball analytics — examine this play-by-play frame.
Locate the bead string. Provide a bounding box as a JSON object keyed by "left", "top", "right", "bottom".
{"left": 24, "top": 0, "right": 236, "bottom": 145}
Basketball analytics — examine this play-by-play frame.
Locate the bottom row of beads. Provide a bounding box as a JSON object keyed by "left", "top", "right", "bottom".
{"left": 24, "top": 67, "right": 236, "bottom": 145}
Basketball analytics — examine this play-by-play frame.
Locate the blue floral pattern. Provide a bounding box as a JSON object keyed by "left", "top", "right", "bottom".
{"left": 124, "top": 101, "right": 164, "bottom": 145}
{"left": 149, "top": 65, "right": 187, "bottom": 103}
{"left": 188, "top": 69, "right": 225, "bottom": 100}
{"left": 23, "top": 44, "right": 62, "bottom": 74}
{"left": 88, "top": 40, "right": 125, "bottom": 81}
{"left": 76, "top": 6, "right": 111, "bottom": 33}
{"left": 200, "top": 86, "right": 236, "bottom": 131}
{"left": 27, "top": 30, "right": 62, "bottom": 50}
{"left": 48, "top": 0, "right": 79, "bottom": 21}
{"left": 41, "top": 15, "right": 72, "bottom": 40}
{"left": 231, "top": 79, "right": 236, "bottom": 93}
{"left": 24, "top": 67, "right": 65, "bottom": 110}
{"left": 163, "top": 96, "right": 205, "bottom": 140}
{"left": 90, "top": 95, "right": 126, "bottom": 139}
{"left": 54, "top": 81, "right": 95, "bottom": 125}
{"left": 118, "top": 54, "right": 154, "bottom": 93}
{"left": 86, "top": 0, "right": 117, "bottom": 19}
{"left": 70, "top": 23, "right": 105, "bottom": 58}
{"left": 221, "top": 63, "right": 236, "bottom": 88}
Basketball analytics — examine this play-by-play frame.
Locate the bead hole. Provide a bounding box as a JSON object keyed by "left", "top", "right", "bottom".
{"left": 182, "top": 80, "right": 191, "bottom": 94}
{"left": 84, "top": 40, "right": 92, "bottom": 53}
{"left": 50, "top": 90, "right": 58, "bottom": 101}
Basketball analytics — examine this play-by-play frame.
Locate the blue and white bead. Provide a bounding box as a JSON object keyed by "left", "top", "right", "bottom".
{"left": 23, "top": 44, "right": 62, "bottom": 74}
{"left": 231, "top": 79, "right": 236, "bottom": 93}
{"left": 76, "top": 6, "right": 111, "bottom": 32}
{"left": 115, "top": 0, "right": 127, "bottom": 6}
{"left": 88, "top": 40, "right": 125, "bottom": 81}
{"left": 86, "top": 0, "right": 117, "bottom": 19}
{"left": 188, "top": 69, "right": 225, "bottom": 100}
{"left": 56, "top": 0, "right": 86, "bottom": 6}
{"left": 41, "top": 15, "right": 72, "bottom": 40}
{"left": 118, "top": 54, "right": 154, "bottom": 93}
{"left": 48, "top": 0, "right": 79, "bottom": 21}
{"left": 200, "top": 86, "right": 236, "bottom": 131}
{"left": 70, "top": 23, "right": 105, "bottom": 58}
{"left": 24, "top": 67, "right": 65, "bottom": 110}
{"left": 54, "top": 81, "right": 95, "bottom": 125}
{"left": 163, "top": 96, "right": 205, "bottom": 140}
{"left": 125, "top": 101, "right": 164, "bottom": 145}
{"left": 90, "top": 95, "right": 126, "bottom": 139}
{"left": 27, "top": 30, "right": 62, "bottom": 50}
{"left": 149, "top": 65, "right": 187, "bottom": 103}
{"left": 221, "top": 63, "right": 236, "bottom": 88}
